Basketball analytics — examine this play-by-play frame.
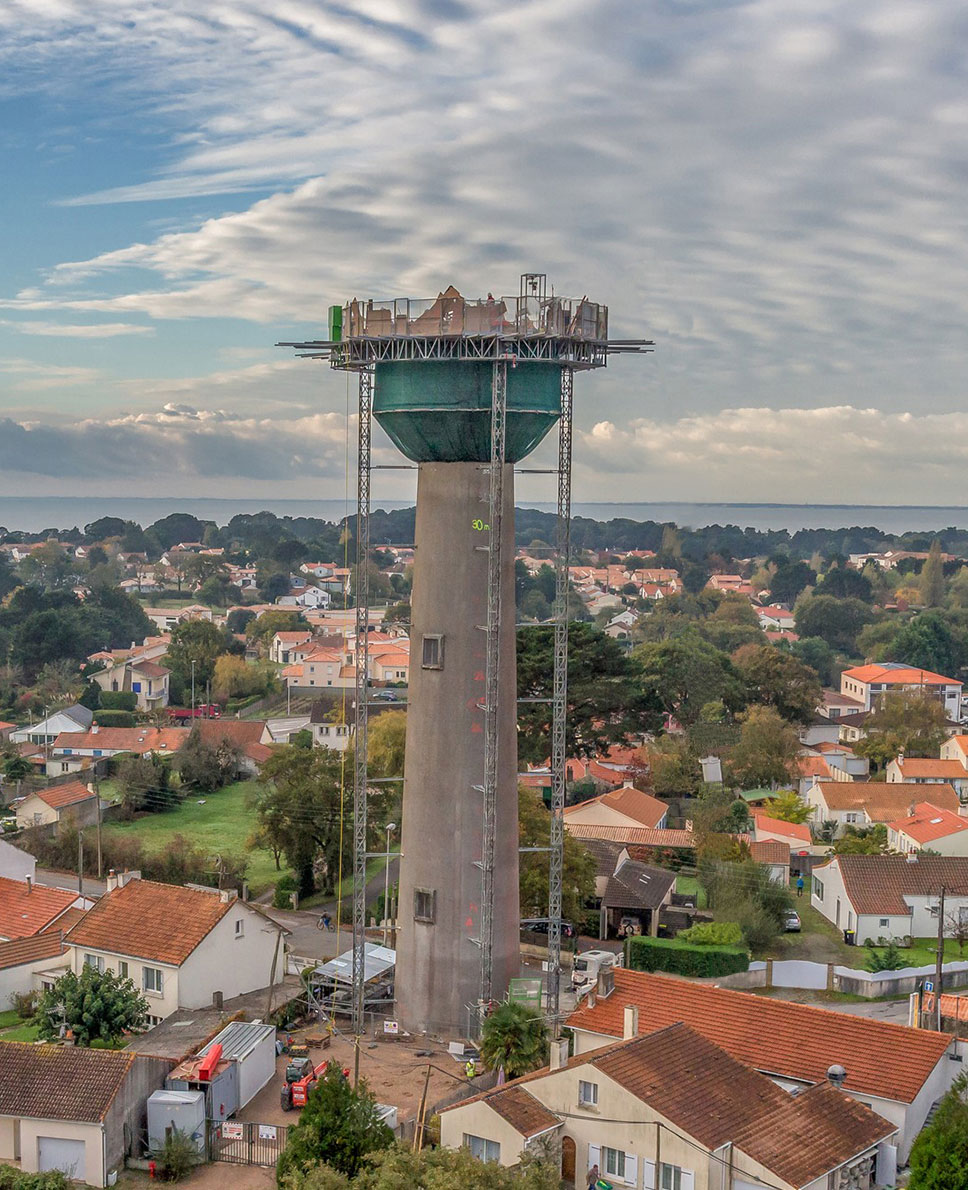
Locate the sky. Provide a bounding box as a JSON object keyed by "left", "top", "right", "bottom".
{"left": 1, "top": 0, "right": 968, "bottom": 506}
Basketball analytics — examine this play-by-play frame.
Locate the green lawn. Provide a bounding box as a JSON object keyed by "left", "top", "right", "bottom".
{"left": 864, "top": 937, "right": 968, "bottom": 969}
{"left": 100, "top": 779, "right": 281, "bottom": 895}
{"left": 675, "top": 875, "right": 707, "bottom": 909}
{"left": 0, "top": 1009, "right": 40, "bottom": 1043}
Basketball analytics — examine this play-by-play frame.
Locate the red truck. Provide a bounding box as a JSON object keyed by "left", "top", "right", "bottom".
{"left": 169, "top": 704, "right": 222, "bottom": 722}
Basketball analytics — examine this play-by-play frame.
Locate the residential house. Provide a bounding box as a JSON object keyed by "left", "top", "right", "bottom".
{"left": 14, "top": 781, "right": 101, "bottom": 831}
{"left": 192, "top": 719, "right": 273, "bottom": 776}
{"left": 840, "top": 663, "right": 963, "bottom": 722}
{"left": 269, "top": 630, "right": 313, "bottom": 665}
{"left": 748, "top": 838, "right": 791, "bottom": 884}
{"left": 277, "top": 584, "right": 332, "bottom": 610}
{"left": 0, "top": 721, "right": 15, "bottom": 742}
{"left": 49, "top": 726, "right": 188, "bottom": 776}
{"left": 886, "top": 803, "right": 968, "bottom": 856}
{"left": 940, "top": 734, "right": 968, "bottom": 769}
{"left": 801, "top": 740, "right": 869, "bottom": 780}
{"left": 819, "top": 690, "right": 867, "bottom": 721}
{"left": 564, "top": 787, "right": 668, "bottom": 832}
{"left": 566, "top": 966, "right": 958, "bottom": 1164}
{"left": 0, "top": 931, "right": 70, "bottom": 1006}
{"left": 805, "top": 779, "right": 960, "bottom": 836}
{"left": 441, "top": 1022, "right": 897, "bottom": 1189}
{"left": 92, "top": 656, "right": 170, "bottom": 712}
{"left": 0, "top": 876, "right": 87, "bottom": 941}
{"left": 309, "top": 702, "right": 353, "bottom": 753}
{"left": 750, "top": 812, "right": 812, "bottom": 853}
{"left": 300, "top": 561, "right": 339, "bottom": 579}
{"left": 368, "top": 642, "right": 410, "bottom": 684}
{"left": 595, "top": 856, "right": 675, "bottom": 939}
{"left": 64, "top": 873, "right": 288, "bottom": 1025}
{"left": 757, "top": 605, "right": 796, "bottom": 632}
{"left": 886, "top": 755, "right": 968, "bottom": 799}
{"left": 9, "top": 704, "right": 93, "bottom": 747}
{"left": 811, "top": 854, "right": 968, "bottom": 947}
{"left": 0, "top": 1043, "right": 172, "bottom": 1187}
{"left": 603, "top": 610, "right": 638, "bottom": 641}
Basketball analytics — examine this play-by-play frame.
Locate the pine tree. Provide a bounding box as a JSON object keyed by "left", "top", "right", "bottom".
{"left": 920, "top": 539, "right": 945, "bottom": 607}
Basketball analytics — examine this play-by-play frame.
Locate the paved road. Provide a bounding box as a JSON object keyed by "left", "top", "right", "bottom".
{"left": 36, "top": 867, "right": 106, "bottom": 898}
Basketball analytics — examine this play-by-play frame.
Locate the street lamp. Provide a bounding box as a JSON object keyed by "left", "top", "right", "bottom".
{"left": 190, "top": 659, "right": 196, "bottom": 715}
{"left": 383, "top": 822, "right": 397, "bottom": 947}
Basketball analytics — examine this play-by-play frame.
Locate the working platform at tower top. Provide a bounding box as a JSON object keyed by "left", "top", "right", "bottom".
{"left": 281, "top": 274, "right": 650, "bottom": 370}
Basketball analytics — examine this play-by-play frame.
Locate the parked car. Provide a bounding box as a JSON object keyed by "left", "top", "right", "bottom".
{"left": 373, "top": 690, "right": 398, "bottom": 702}
{"left": 526, "top": 919, "right": 575, "bottom": 939}
{"left": 783, "top": 911, "right": 801, "bottom": 932}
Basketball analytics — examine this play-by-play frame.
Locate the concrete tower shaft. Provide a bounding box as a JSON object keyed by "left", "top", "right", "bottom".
{"left": 395, "top": 461, "right": 519, "bottom": 1036}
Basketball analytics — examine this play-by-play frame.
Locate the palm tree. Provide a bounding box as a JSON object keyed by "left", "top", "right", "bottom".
{"left": 480, "top": 1001, "right": 548, "bottom": 1079}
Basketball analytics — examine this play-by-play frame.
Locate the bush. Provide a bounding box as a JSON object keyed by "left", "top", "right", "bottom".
{"left": 100, "top": 691, "right": 137, "bottom": 711}
{"left": 11, "top": 990, "right": 38, "bottom": 1019}
{"left": 677, "top": 920, "right": 743, "bottom": 946}
{"left": 0, "top": 1170, "right": 72, "bottom": 1190}
{"left": 95, "top": 710, "right": 136, "bottom": 728}
{"left": 150, "top": 1127, "right": 201, "bottom": 1181}
{"left": 625, "top": 934, "right": 749, "bottom": 978}
{"left": 274, "top": 872, "right": 298, "bottom": 909}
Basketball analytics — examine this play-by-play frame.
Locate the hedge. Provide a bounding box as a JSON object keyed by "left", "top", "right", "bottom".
{"left": 676, "top": 920, "right": 743, "bottom": 946}
{"left": 625, "top": 934, "right": 749, "bottom": 978}
{"left": 100, "top": 691, "right": 137, "bottom": 712}
{"left": 94, "top": 710, "right": 136, "bottom": 728}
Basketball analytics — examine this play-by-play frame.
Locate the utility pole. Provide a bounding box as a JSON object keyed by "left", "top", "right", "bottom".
{"left": 936, "top": 886, "right": 946, "bottom": 1031}
{"left": 94, "top": 765, "right": 103, "bottom": 880}
{"left": 77, "top": 832, "right": 84, "bottom": 898}
{"left": 191, "top": 659, "right": 197, "bottom": 716}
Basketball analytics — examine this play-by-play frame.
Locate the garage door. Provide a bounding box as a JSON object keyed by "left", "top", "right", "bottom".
{"left": 38, "top": 1136, "right": 86, "bottom": 1180}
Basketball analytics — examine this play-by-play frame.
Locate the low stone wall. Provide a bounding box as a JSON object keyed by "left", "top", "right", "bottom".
{"left": 834, "top": 959, "right": 968, "bottom": 999}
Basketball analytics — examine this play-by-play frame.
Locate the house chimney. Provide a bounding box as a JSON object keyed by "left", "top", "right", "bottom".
{"left": 549, "top": 1037, "right": 569, "bottom": 1071}
{"left": 25, "top": 875, "right": 32, "bottom": 894}
{"left": 597, "top": 967, "right": 615, "bottom": 999}
{"left": 106, "top": 870, "right": 118, "bottom": 893}
{"left": 91, "top": 724, "right": 99, "bottom": 735}
{"left": 587, "top": 990, "right": 596, "bottom": 1010}
{"left": 906, "top": 852, "right": 919, "bottom": 863}
{"left": 623, "top": 1005, "right": 639, "bottom": 1040}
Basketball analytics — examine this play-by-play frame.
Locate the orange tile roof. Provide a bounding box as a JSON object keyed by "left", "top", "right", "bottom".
{"left": 482, "top": 1086, "right": 561, "bottom": 1138}
{"left": 566, "top": 967, "right": 952, "bottom": 1103}
{"left": 893, "top": 758, "right": 967, "bottom": 780}
{"left": 749, "top": 839, "right": 790, "bottom": 865}
{"left": 887, "top": 802, "right": 968, "bottom": 844}
{"left": 813, "top": 780, "right": 959, "bottom": 820}
{"left": 36, "top": 781, "right": 97, "bottom": 811}
{"left": 842, "top": 663, "right": 960, "bottom": 686}
{"left": 0, "top": 1043, "right": 138, "bottom": 1122}
{"left": 65, "top": 879, "right": 235, "bottom": 965}
{"left": 0, "top": 878, "right": 79, "bottom": 940}
{"left": 53, "top": 727, "right": 189, "bottom": 754}
{"left": 565, "top": 824, "right": 695, "bottom": 848}
{"left": 563, "top": 786, "right": 666, "bottom": 829}
{"left": 0, "top": 930, "right": 67, "bottom": 971}
{"left": 823, "top": 854, "right": 968, "bottom": 916}
{"left": 752, "top": 812, "right": 811, "bottom": 843}
{"left": 798, "top": 756, "right": 832, "bottom": 778}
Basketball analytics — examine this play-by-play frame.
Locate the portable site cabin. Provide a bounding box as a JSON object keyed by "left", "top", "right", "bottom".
{"left": 166, "top": 1021, "right": 276, "bottom": 1120}
{"left": 146, "top": 1090, "right": 206, "bottom": 1155}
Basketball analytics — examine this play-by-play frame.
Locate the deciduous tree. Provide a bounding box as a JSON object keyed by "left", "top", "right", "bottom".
{"left": 726, "top": 706, "right": 800, "bottom": 789}
{"left": 853, "top": 691, "right": 948, "bottom": 771}
{"left": 36, "top": 966, "right": 148, "bottom": 1046}
{"left": 732, "top": 643, "right": 822, "bottom": 725}
{"left": 518, "top": 787, "right": 596, "bottom": 924}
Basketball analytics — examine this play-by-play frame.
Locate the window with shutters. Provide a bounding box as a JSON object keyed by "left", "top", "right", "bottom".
{"left": 661, "top": 1163, "right": 684, "bottom": 1190}
{"left": 603, "top": 1148, "right": 626, "bottom": 1180}
{"left": 414, "top": 888, "right": 436, "bottom": 923}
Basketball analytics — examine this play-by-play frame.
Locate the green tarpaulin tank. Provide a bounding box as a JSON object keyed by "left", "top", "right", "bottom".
{"left": 373, "top": 360, "right": 561, "bottom": 463}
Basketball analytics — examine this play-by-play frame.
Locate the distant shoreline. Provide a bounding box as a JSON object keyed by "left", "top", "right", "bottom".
{"left": 2, "top": 496, "right": 967, "bottom": 536}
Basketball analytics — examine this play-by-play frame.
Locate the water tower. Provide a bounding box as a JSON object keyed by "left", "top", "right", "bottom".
{"left": 283, "top": 275, "right": 649, "bottom": 1037}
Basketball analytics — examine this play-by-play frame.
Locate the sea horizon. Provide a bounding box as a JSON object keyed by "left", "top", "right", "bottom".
{"left": 1, "top": 495, "right": 968, "bottom": 536}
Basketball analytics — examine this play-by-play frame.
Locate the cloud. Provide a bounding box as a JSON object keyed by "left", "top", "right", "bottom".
{"left": 0, "top": 358, "right": 105, "bottom": 391}
{"left": 3, "top": 1, "right": 968, "bottom": 501}
{"left": 0, "top": 320, "right": 154, "bottom": 338}
{"left": 577, "top": 405, "right": 968, "bottom": 504}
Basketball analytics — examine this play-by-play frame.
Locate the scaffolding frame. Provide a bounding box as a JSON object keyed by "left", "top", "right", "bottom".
{"left": 352, "top": 366, "right": 373, "bottom": 1055}
{"left": 478, "top": 360, "right": 507, "bottom": 1009}
{"left": 546, "top": 366, "right": 573, "bottom": 1030}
